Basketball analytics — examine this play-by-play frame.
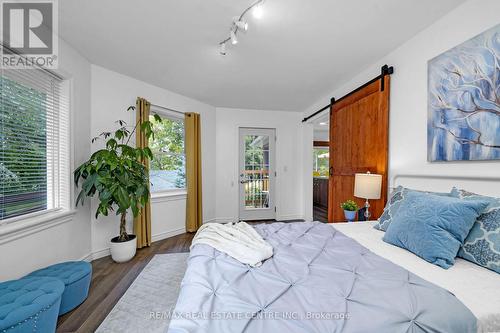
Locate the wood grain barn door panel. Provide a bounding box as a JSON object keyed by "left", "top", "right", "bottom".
{"left": 328, "top": 76, "right": 390, "bottom": 222}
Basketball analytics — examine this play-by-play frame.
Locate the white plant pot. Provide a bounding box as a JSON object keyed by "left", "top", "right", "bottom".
{"left": 110, "top": 235, "right": 137, "bottom": 263}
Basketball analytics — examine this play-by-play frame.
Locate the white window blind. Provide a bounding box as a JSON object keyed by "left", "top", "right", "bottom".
{"left": 0, "top": 68, "right": 70, "bottom": 222}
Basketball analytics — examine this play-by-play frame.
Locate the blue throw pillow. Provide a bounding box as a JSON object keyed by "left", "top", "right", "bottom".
{"left": 374, "top": 186, "right": 453, "bottom": 232}
{"left": 451, "top": 188, "right": 500, "bottom": 274}
{"left": 382, "top": 191, "right": 489, "bottom": 269}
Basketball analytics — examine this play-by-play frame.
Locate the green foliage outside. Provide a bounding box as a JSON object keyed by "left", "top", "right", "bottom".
{"left": 148, "top": 115, "right": 185, "bottom": 189}
{"left": 244, "top": 135, "right": 267, "bottom": 167}
{"left": 313, "top": 147, "right": 329, "bottom": 177}
{"left": 0, "top": 76, "right": 47, "bottom": 220}
{"left": 243, "top": 135, "right": 269, "bottom": 207}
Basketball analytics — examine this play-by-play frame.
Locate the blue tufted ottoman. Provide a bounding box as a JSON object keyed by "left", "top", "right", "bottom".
{"left": 28, "top": 261, "right": 92, "bottom": 315}
{"left": 0, "top": 277, "right": 64, "bottom": 333}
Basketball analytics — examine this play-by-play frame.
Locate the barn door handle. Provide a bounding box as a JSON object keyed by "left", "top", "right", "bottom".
{"left": 329, "top": 167, "right": 333, "bottom": 176}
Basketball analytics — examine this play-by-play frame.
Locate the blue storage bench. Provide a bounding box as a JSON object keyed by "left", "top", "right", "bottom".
{"left": 28, "top": 261, "right": 92, "bottom": 315}
{"left": 0, "top": 277, "right": 64, "bottom": 333}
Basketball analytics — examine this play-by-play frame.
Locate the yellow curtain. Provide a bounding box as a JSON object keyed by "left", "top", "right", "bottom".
{"left": 185, "top": 113, "right": 203, "bottom": 232}
{"left": 134, "top": 97, "right": 152, "bottom": 248}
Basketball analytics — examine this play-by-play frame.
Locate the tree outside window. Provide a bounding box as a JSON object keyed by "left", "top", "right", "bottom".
{"left": 313, "top": 147, "right": 329, "bottom": 177}
{"left": 0, "top": 76, "right": 47, "bottom": 220}
{"left": 148, "top": 115, "right": 186, "bottom": 192}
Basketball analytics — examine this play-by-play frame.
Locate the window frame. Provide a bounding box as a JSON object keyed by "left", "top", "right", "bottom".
{"left": 149, "top": 106, "right": 187, "bottom": 199}
{"left": 0, "top": 69, "right": 75, "bottom": 242}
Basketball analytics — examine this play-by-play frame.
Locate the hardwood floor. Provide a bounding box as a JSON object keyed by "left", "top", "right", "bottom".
{"left": 56, "top": 219, "right": 304, "bottom": 332}
{"left": 56, "top": 232, "right": 194, "bottom": 333}
{"left": 313, "top": 204, "right": 328, "bottom": 223}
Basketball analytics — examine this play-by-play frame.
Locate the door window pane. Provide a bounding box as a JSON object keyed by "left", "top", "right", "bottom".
{"left": 243, "top": 134, "right": 270, "bottom": 209}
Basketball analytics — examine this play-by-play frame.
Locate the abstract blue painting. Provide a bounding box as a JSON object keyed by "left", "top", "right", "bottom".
{"left": 428, "top": 24, "right": 500, "bottom": 161}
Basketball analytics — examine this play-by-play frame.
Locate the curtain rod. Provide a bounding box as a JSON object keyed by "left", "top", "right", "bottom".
{"left": 301, "top": 64, "right": 394, "bottom": 123}
{"left": 150, "top": 103, "right": 185, "bottom": 115}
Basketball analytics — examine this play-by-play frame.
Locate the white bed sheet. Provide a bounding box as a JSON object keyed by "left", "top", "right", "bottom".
{"left": 333, "top": 222, "right": 500, "bottom": 331}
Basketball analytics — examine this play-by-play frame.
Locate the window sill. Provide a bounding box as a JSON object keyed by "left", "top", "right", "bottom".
{"left": 0, "top": 209, "right": 77, "bottom": 245}
{"left": 151, "top": 189, "right": 187, "bottom": 203}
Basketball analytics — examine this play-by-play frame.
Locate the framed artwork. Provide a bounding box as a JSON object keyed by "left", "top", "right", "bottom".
{"left": 428, "top": 24, "right": 500, "bottom": 161}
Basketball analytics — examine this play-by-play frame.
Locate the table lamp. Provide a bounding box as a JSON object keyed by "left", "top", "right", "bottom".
{"left": 354, "top": 172, "right": 382, "bottom": 220}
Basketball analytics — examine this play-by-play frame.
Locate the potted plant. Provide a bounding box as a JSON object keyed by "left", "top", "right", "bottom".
{"left": 74, "top": 106, "right": 161, "bottom": 263}
{"left": 340, "top": 200, "right": 358, "bottom": 222}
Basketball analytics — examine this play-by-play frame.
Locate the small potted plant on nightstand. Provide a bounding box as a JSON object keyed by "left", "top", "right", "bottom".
{"left": 340, "top": 200, "right": 358, "bottom": 222}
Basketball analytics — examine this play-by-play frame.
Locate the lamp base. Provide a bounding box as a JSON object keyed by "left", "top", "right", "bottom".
{"left": 363, "top": 199, "right": 371, "bottom": 220}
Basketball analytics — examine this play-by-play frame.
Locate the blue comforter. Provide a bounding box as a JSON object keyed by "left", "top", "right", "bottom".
{"left": 168, "top": 222, "right": 476, "bottom": 333}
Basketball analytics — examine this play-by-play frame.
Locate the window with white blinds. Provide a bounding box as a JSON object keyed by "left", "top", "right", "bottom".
{"left": 0, "top": 68, "right": 70, "bottom": 222}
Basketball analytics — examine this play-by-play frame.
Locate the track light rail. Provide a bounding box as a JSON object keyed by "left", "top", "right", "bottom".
{"left": 218, "top": 0, "right": 265, "bottom": 55}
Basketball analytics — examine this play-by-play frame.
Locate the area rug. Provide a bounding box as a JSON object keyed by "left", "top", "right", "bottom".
{"left": 96, "top": 253, "right": 189, "bottom": 333}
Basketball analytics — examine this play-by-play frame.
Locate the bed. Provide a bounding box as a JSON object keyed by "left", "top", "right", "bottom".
{"left": 335, "top": 221, "right": 500, "bottom": 332}
{"left": 168, "top": 175, "right": 500, "bottom": 333}
{"left": 168, "top": 221, "right": 500, "bottom": 333}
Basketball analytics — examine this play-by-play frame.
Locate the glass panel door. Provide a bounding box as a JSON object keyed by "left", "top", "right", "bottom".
{"left": 239, "top": 128, "right": 275, "bottom": 220}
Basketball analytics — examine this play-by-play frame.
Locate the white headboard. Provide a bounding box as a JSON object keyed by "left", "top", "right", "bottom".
{"left": 391, "top": 174, "right": 500, "bottom": 198}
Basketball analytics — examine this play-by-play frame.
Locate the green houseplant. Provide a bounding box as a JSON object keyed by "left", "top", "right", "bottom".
{"left": 74, "top": 106, "right": 161, "bottom": 262}
{"left": 340, "top": 200, "right": 358, "bottom": 222}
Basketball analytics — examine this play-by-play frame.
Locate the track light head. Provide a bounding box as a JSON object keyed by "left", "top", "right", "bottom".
{"left": 253, "top": 4, "right": 263, "bottom": 19}
{"left": 230, "top": 30, "right": 238, "bottom": 45}
{"left": 233, "top": 17, "right": 248, "bottom": 31}
{"left": 219, "top": 42, "right": 227, "bottom": 56}
{"left": 218, "top": 0, "right": 265, "bottom": 56}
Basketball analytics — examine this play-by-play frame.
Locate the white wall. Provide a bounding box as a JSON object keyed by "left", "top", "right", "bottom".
{"left": 215, "top": 108, "right": 305, "bottom": 222}
{"left": 302, "top": 123, "right": 314, "bottom": 221}
{"left": 0, "top": 38, "right": 92, "bottom": 281}
{"left": 313, "top": 130, "right": 329, "bottom": 142}
{"left": 89, "top": 65, "right": 216, "bottom": 258}
{"left": 303, "top": 0, "right": 500, "bottom": 209}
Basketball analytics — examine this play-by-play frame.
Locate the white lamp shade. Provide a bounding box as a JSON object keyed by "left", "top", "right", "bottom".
{"left": 354, "top": 173, "right": 382, "bottom": 199}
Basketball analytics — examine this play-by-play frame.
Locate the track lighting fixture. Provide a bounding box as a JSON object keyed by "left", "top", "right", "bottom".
{"left": 219, "top": 42, "right": 226, "bottom": 56}
{"left": 217, "top": 0, "right": 265, "bottom": 56}
{"left": 230, "top": 30, "right": 238, "bottom": 45}
{"left": 233, "top": 18, "right": 248, "bottom": 31}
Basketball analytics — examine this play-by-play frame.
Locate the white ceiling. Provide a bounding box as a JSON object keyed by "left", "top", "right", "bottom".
{"left": 59, "top": 0, "right": 464, "bottom": 111}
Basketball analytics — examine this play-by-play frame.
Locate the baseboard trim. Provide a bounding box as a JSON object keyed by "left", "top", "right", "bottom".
{"left": 151, "top": 227, "right": 186, "bottom": 243}
{"left": 81, "top": 227, "right": 187, "bottom": 262}
{"left": 276, "top": 215, "right": 305, "bottom": 221}
{"left": 213, "top": 216, "right": 305, "bottom": 223}
{"left": 80, "top": 253, "right": 93, "bottom": 262}
{"left": 213, "top": 217, "right": 237, "bottom": 224}
{"left": 82, "top": 248, "right": 110, "bottom": 262}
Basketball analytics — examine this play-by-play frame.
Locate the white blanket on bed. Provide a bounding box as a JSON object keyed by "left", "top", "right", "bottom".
{"left": 191, "top": 222, "right": 273, "bottom": 267}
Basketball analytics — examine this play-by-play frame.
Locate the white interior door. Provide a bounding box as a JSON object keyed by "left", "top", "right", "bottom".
{"left": 239, "top": 128, "right": 276, "bottom": 220}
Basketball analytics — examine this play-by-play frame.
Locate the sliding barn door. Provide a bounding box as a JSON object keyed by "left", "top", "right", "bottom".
{"left": 328, "top": 76, "right": 390, "bottom": 222}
